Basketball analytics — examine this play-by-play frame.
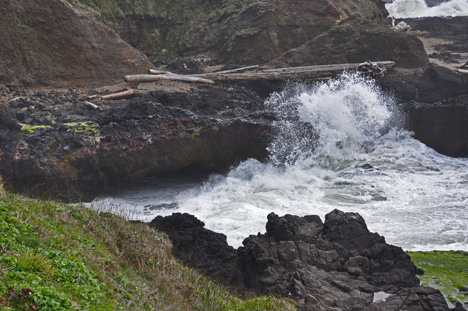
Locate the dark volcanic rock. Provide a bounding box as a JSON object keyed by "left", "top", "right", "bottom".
{"left": 149, "top": 213, "right": 237, "bottom": 280}
{"left": 380, "top": 63, "right": 468, "bottom": 156}
{"left": 381, "top": 63, "right": 468, "bottom": 103}
{"left": 151, "top": 210, "right": 451, "bottom": 311}
{"left": 404, "top": 95, "right": 468, "bottom": 157}
{"left": 0, "top": 85, "right": 271, "bottom": 201}
{"left": 0, "top": 104, "right": 20, "bottom": 131}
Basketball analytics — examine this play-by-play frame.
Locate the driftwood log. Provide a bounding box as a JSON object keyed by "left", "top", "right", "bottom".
{"left": 101, "top": 89, "right": 136, "bottom": 100}
{"left": 125, "top": 74, "right": 215, "bottom": 84}
{"left": 83, "top": 101, "right": 101, "bottom": 110}
{"left": 125, "top": 61, "right": 395, "bottom": 84}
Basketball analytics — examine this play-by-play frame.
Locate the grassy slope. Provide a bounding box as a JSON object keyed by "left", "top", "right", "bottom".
{"left": 409, "top": 251, "right": 468, "bottom": 307}
{"left": 0, "top": 181, "right": 295, "bottom": 311}
{"left": 2, "top": 176, "right": 467, "bottom": 311}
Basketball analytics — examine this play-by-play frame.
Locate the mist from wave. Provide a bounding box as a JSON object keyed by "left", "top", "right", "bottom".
{"left": 90, "top": 73, "right": 468, "bottom": 251}
{"left": 386, "top": 0, "right": 468, "bottom": 18}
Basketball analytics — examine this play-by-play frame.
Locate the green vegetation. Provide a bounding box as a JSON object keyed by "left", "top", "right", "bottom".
{"left": 63, "top": 121, "right": 99, "bottom": 137}
{"left": 409, "top": 251, "right": 468, "bottom": 306}
{"left": 0, "top": 178, "right": 295, "bottom": 310}
{"left": 20, "top": 124, "right": 52, "bottom": 134}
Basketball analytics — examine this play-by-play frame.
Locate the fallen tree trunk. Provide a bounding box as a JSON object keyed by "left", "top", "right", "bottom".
{"left": 197, "top": 61, "right": 395, "bottom": 81}
{"left": 125, "top": 61, "right": 395, "bottom": 84}
{"left": 124, "top": 74, "right": 216, "bottom": 84}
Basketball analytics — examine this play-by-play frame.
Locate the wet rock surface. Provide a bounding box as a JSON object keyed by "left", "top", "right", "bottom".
{"left": 150, "top": 209, "right": 456, "bottom": 311}
{"left": 0, "top": 84, "right": 271, "bottom": 201}
{"left": 381, "top": 63, "right": 468, "bottom": 103}
{"left": 404, "top": 95, "right": 468, "bottom": 157}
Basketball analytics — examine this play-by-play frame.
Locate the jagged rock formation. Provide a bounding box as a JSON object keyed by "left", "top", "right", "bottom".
{"left": 0, "top": 0, "right": 152, "bottom": 87}
{"left": 150, "top": 210, "right": 454, "bottom": 311}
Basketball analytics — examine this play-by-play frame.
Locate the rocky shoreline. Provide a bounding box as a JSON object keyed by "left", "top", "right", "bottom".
{"left": 1, "top": 0, "right": 468, "bottom": 201}
{"left": 1, "top": 1, "right": 468, "bottom": 310}
{"left": 0, "top": 82, "right": 272, "bottom": 201}
{"left": 150, "top": 209, "right": 463, "bottom": 311}
{"left": 1, "top": 62, "right": 468, "bottom": 200}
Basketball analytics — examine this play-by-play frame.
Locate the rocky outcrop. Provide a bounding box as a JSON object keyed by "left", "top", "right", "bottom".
{"left": 0, "top": 0, "right": 152, "bottom": 87}
{"left": 150, "top": 213, "right": 238, "bottom": 280}
{"left": 381, "top": 63, "right": 468, "bottom": 103}
{"left": 379, "top": 63, "right": 468, "bottom": 157}
{"left": 0, "top": 104, "right": 20, "bottom": 131}
{"left": 150, "top": 210, "right": 453, "bottom": 311}
{"left": 0, "top": 85, "right": 270, "bottom": 201}
{"left": 396, "top": 16, "right": 468, "bottom": 68}
{"left": 404, "top": 95, "right": 468, "bottom": 157}
{"left": 267, "top": 18, "right": 429, "bottom": 69}
{"left": 78, "top": 0, "right": 389, "bottom": 65}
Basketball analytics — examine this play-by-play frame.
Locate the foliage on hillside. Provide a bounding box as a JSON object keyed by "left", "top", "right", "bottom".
{"left": 409, "top": 251, "right": 468, "bottom": 307}
{"left": 0, "top": 179, "right": 295, "bottom": 310}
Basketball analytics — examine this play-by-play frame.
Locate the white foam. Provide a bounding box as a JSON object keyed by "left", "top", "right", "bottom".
{"left": 386, "top": 0, "right": 468, "bottom": 18}
{"left": 93, "top": 74, "right": 468, "bottom": 251}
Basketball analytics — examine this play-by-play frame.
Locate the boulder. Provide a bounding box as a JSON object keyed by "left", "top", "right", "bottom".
{"left": 151, "top": 210, "right": 452, "bottom": 311}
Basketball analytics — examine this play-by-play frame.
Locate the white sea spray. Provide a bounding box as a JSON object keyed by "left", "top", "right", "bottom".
{"left": 92, "top": 74, "right": 468, "bottom": 251}
{"left": 386, "top": 0, "right": 468, "bottom": 18}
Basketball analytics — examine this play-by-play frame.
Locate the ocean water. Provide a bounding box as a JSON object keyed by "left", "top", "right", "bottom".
{"left": 89, "top": 73, "right": 468, "bottom": 251}
{"left": 386, "top": 0, "right": 468, "bottom": 18}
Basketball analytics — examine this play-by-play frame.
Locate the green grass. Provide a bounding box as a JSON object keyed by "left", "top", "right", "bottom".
{"left": 0, "top": 178, "right": 295, "bottom": 310}
{"left": 409, "top": 251, "right": 468, "bottom": 306}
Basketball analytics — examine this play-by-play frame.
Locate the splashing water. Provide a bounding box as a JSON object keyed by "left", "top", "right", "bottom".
{"left": 90, "top": 74, "right": 468, "bottom": 251}
{"left": 386, "top": 0, "right": 468, "bottom": 18}
{"left": 267, "top": 74, "right": 399, "bottom": 169}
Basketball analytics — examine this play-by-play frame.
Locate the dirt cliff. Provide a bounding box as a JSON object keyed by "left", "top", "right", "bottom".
{"left": 0, "top": 0, "right": 152, "bottom": 87}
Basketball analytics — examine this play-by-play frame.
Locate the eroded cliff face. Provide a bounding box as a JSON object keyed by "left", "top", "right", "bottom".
{"left": 74, "top": 0, "right": 390, "bottom": 65}
{"left": 267, "top": 18, "right": 429, "bottom": 69}
{"left": 0, "top": 0, "right": 152, "bottom": 87}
